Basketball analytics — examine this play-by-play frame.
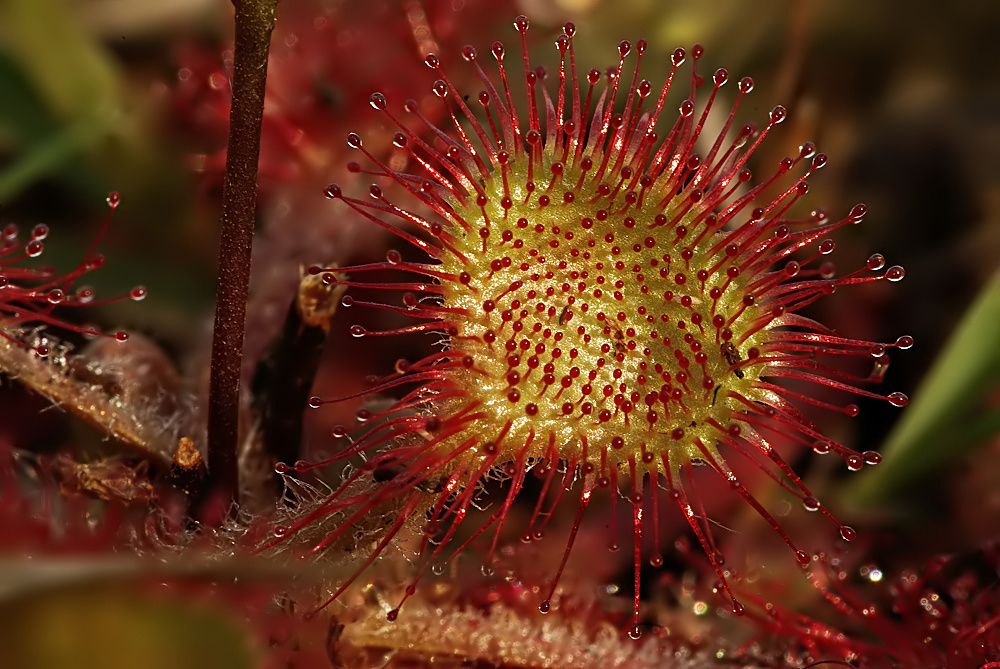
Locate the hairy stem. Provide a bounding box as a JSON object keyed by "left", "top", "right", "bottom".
{"left": 207, "top": 0, "right": 277, "bottom": 509}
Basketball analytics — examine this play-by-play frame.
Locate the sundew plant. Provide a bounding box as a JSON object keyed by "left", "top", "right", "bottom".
{"left": 291, "top": 17, "right": 911, "bottom": 632}
{"left": 0, "top": 1, "right": 997, "bottom": 668}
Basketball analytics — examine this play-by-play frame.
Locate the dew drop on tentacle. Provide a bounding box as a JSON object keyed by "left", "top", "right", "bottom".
{"left": 862, "top": 450, "right": 882, "bottom": 466}
{"left": 84, "top": 255, "right": 106, "bottom": 271}
{"left": 885, "top": 265, "right": 906, "bottom": 282}
{"left": 26, "top": 240, "right": 44, "bottom": 257}
{"left": 887, "top": 392, "right": 909, "bottom": 407}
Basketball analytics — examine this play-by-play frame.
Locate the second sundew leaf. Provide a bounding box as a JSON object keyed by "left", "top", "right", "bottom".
{"left": 847, "top": 267, "right": 1000, "bottom": 508}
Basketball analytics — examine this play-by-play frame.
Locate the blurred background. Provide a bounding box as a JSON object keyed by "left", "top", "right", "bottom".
{"left": 0, "top": 0, "right": 998, "bottom": 665}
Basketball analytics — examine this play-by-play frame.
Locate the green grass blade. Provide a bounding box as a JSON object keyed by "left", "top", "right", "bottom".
{"left": 847, "top": 267, "right": 1000, "bottom": 507}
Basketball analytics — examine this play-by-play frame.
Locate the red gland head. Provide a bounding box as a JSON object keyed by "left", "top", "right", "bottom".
{"left": 286, "top": 17, "right": 911, "bottom": 633}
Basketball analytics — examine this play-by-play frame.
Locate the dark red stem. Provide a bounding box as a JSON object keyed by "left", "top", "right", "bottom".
{"left": 208, "top": 0, "right": 277, "bottom": 508}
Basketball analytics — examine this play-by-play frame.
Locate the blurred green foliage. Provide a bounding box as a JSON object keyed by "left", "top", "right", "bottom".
{"left": 849, "top": 268, "right": 1000, "bottom": 507}
{"left": 0, "top": 0, "right": 123, "bottom": 202}
{"left": 0, "top": 583, "right": 253, "bottom": 669}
